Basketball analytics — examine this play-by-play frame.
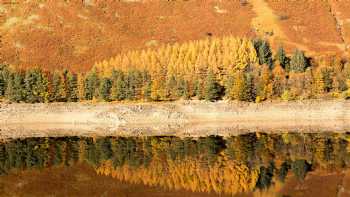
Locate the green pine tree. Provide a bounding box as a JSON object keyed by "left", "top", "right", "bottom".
{"left": 166, "top": 75, "right": 177, "bottom": 100}
{"left": 84, "top": 70, "right": 99, "bottom": 100}
{"left": 290, "top": 49, "right": 308, "bottom": 72}
{"left": 204, "top": 70, "right": 222, "bottom": 101}
{"left": 66, "top": 72, "right": 79, "bottom": 102}
{"left": 275, "top": 46, "right": 289, "bottom": 70}
{"left": 0, "top": 65, "right": 10, "bottom": 98}
{"left": 24, "top": 69, "right": 48, "bottom": 103}
{"left": 177, "top": 78, "right": 190, "bottom": 99}
{"left": 99, "top": 77, "right": 112, "bottom": 101}
{"left": 6, "top": 72, "right": 25, "bottom": 103}
{"left": 242, "top": 73, "right": 256, "bottom": 102}
{"left": 50, "top": 71, "right": 65, "bottom": 102}
{"left": 254, "top": 39, "right": 273, "bottom": 68}
{"left": 111, "top": 70, "right": 126, "bottom": 101}
{"left": 143, "top": 80, "right": 152, "bottom": 101}
{"left": 0, "top": 73, "right": 4, "bottom": 97}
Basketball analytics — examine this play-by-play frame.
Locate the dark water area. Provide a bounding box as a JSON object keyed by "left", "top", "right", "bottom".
{"left": 0, "top": 132, "right": 350, "bottom": 196}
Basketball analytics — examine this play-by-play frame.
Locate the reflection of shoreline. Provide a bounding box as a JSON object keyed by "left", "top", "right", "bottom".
{"left": 1, "top": 120, "right": 349, "bottom": 139}
{"left": 1, "top": 99, "right": 350, "bottom": 139}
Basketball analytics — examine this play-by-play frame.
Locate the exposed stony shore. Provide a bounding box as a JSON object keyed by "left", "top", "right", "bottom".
{"left": 1, "top": 100, "right": 350, "bottom": 139}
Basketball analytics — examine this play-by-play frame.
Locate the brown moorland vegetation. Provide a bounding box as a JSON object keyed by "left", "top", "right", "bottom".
{"left": 266, "top": 0, "right": 345, "bottom": 54}
{"left": 0, "top": 0, "right": 255, "bottom": 72}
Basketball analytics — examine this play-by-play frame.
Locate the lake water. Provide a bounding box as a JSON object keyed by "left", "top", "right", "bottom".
{"left": 0, "top": 132, "right": 349, "bottom": 197}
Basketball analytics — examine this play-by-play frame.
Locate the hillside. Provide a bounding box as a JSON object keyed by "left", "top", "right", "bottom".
{"left": 1, "top": 0, "right": 350, "bottom": 72}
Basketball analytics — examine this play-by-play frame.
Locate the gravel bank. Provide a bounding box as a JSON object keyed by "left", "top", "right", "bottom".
{"left": 1, "top": 100, "right": 350, "bottom": 138}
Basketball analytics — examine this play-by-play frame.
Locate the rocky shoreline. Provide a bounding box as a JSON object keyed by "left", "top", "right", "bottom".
{"left": 1, "top": 99, "right": 350, "bottom": 139}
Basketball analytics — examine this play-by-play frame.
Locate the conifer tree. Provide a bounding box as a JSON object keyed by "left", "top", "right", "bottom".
{"left": 37, "top": 71, "right": 49, "bottom": 103}
{"left": 290, "top": 49, "right": 308, "bottom": 72}
{"left": 228, "top": 71, "right": 244, "bottom": 100}
{"left": 66, "top": 72, "right": 79, "bottom": 102}
{"left": 194, "top": 79, "right": 204, "bottom": 100}
{"left": 314, "top": 68, "right": 325, "bottom": 95}
{"left": 0, "top": 65, "right": 10, "bottom": 98}
{"left": 24, "top": 69, "right": 48, "bottom": 103}
{"left": 166, "top": 75, "right": 177, "bottom": 100}
{"left": 77, "top": 74, "right": 85, "bottom": 101}
{"left": 256, "top": 64, "right": 271, "bottom": 101}
{"left": 99, "top": 77, "right": 112, "bottom": 101}
{"left": 204, "top": 70, "right": 221, "bottom": 101}
{"left": 84, "top": 69, "right": 99, "bottom": 100}
{"left": 177, "top": 78, "right": 190, "bottom": 99}
{"left": 50, "top": 71, "right": 65, "bottom": 102}
{"left": 24, "top": 69, "right": 37, "bottom": 103}
{"left": 271, "top": 62, "right": 286, "bottom": 97}
{"left": 254, "top": 39, "right": 273, "bottom": 69}
{"left": 125, "top": 70, "right": 142, "bottom": 100}
{"left": 6, "top": 72, "right": 25, "bottom": 102}
{"left": 224, "top": 75, "right": 235, "bottom": 99}
{"left": 322, "top": 68, "right": 333, "bottom": 92}
{"left": 242, "top": 73, "right": 255, "bottom": 102}
{"left": 275, "top": 46, "right": 289, "bottom": 70}
{"left": 111, "top": 70, "right": 126, "bottom": 101}
{"left": 0, "top": 72, "right": 4, "bottom": 97}
{"left": 143, "top": 80, "right": 152, "bottom": 101}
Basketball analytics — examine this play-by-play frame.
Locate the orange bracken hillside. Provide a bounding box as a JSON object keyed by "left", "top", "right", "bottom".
{"left": 0, "top": 0, "right": 349, "bottom": 72}
{"left": 0, "top": 0, "right": 254, "bottom": 72}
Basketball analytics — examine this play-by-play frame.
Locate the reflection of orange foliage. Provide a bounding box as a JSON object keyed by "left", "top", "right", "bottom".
{"left": 96, "top": 156, "right": 259, "bottom": 195}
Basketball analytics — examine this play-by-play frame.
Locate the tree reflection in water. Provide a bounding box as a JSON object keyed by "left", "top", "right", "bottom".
{"left": 0, "top": 132, "right": 349, "bottom": 195}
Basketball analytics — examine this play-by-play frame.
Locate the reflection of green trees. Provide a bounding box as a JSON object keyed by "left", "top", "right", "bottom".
{"left": 291, "top": 160, "right": 311, "bottom": 181}
{"left": 0, "top": 133, "right": 349, "bottom": 193}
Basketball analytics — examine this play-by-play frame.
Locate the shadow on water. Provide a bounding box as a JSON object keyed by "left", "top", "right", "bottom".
{"left": 0, "top": 132, "right": 349, "bottom": 196}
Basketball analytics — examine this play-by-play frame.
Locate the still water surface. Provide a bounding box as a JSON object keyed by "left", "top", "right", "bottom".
{"left": 0, "top": 132, "right": 349, "bottom": 196}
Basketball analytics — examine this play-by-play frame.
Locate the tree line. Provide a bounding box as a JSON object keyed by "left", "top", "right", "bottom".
{"left": 1, "top": 36, "right": 350, "bottom": 103}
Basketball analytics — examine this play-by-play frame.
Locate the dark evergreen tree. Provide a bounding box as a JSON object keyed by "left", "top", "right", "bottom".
{"left": 204, "top": 70, "right": 222, "bottom": 101}
{"left": 84, "top": 70, "right": 99, "bottom": 100}
{"left": 0, "top": 65, "right": 10, "bottom": 98}
{"left": 50, "top": 71, "right": 65, "bottom": 102}
{"left": 177, "top": 78, "right": 190, "bottom": 99}
{"left": 143, "top": 80, "right": 152, "bottom": 101}
{"left": 194, "top": 79, "right": 204, "bottom": 99}
{"left": 99, "top": 77, "right": 112, "bottom": 101}
{"left": 66, "top": 72, "right": 79, "bottom": 102}
{"left": 290, "top": 49, "right": 308, "bottom": 72}
{"left": 24, "top": 69, "right": 48, "bottom": 103}
{"left": 111, "top": 70, "right": 126, "bottom": 101}
{"left": 24, "top": 69, "right": 37, "bottom": 103}
{"left": 321, "top": 68, "right": 333, "bottom": 92}
{"left": 6, "top": 72, "right": 25, "bottom": 103}
{"left": 0, "top": 72, "right": 4, "bottom": 97}
{"left": 275, "top": 46, "right": 289, "bottom": 70}
{"left": 241, "top": 73, "right": 255, "bottom": 102}
{"left": 254, "top": 39, "right": 273, "bottom": 69}
{"left": 166, "top": 75, "right": 177, "bottom": 100}
{"left": 141, "top": 70, "right": 152, "bottom": 101}
{"left": 125, "top": 70, "right": 143, "bottom": 100}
